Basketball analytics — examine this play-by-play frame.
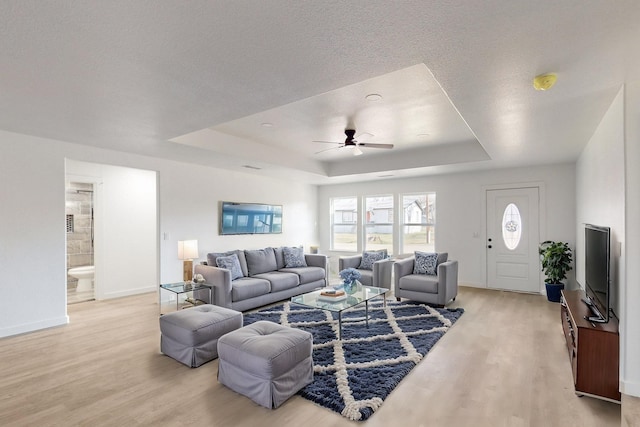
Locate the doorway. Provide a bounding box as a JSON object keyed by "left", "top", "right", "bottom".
{"left": 486, "top": 187, "right": 540, "bottom": 293}
{"left": 65, "top": 181, "right": 95, "bottom": 303}
{"left": 65, "top": 160, "right": 158, "bottom": 305}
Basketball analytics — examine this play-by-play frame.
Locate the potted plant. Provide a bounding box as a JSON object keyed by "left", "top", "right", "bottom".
{"left": 539, "top": 241, "right": 573, "bottom": 303}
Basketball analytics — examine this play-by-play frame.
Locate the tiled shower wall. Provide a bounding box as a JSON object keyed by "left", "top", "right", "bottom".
{"left": 66, "top": 182, "right": 94, "bottom": 290}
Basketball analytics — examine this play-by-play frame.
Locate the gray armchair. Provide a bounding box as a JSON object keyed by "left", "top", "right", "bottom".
{"left": 393, "top": 253, "right": 458, "bottom": 307}
{"left": 338, "top": 253, "right": 393, "bottom": 289}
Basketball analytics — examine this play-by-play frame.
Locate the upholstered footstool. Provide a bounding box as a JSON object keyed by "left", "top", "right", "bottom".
{"left": 217, "top": 320, "right": 313, "bottom": 409}
{"left": 160, "top": 304, "right": 243, "bottom": 368}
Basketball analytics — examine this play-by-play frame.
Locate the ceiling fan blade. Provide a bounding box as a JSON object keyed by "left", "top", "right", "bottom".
{"left": 312, "top": 140, "right": 341, "bottom": 144}
{"left": 354, "top": 132, "right": 374, "bottom": 141}
{"left": 314, "top": 145, "right": 344, "bottom": 154}
{"left": 357, "top": 142, "right": 394, "bottom": 149}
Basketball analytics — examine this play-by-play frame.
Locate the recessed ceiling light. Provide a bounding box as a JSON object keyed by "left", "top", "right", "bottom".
{"left": 417, "top": 133, "right": 430, "bottom": 138}
{"left": 365, "top": 93, "right": 382, "bottom": 101}
{"left": 242, "top": 165, "right": 262, "bottom": 170}
{"left": 261, "top": 122, "right": 273, "bottom": 127}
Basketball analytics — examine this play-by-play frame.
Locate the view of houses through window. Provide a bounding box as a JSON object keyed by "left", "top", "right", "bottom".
{"left": 330, "top": 193, "right": 435, "bottom": 255}
{"left": 330, "top": 197, "right": 358, "bottom": 251}
{"left": 401, "top": 193, "right": 435, "bottom": 254}
{"left": 364, "top": 195, "right": 394, "bottom": 254}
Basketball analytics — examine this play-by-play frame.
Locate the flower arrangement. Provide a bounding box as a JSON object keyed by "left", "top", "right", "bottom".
{"left": 339, "top": 267, "right": 362, "bottom": 284}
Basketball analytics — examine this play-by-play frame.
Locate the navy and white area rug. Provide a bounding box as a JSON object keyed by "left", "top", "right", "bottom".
{"left": 243, "top": 300, "right": 464, "bottom": 421}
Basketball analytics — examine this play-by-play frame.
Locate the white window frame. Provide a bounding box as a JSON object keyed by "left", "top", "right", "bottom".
{"left": 400, "top": 192, "right": 436, "bottom": 254}
{"left": 330, "top": 196, "right": 358, "bottom": 252}
{"left": 363, "top": 194, "right": 394, "bottom": 254}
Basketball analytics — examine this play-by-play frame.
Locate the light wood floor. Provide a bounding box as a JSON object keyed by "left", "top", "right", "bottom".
{"left": 0, "top": 287, "right": 621, "bottom": 426}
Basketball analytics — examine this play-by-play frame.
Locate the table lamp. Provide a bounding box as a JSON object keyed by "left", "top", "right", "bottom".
{"left": 178, "top": 240, "right": 198, "bottom": 282}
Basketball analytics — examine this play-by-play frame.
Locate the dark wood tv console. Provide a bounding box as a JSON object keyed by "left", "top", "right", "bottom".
{"left": 560, "top": 289, "right": 620, "bottom": 402}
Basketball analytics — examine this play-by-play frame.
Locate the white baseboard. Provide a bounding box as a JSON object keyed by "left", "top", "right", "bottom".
{"left": 459, "top": 281, "right": 486, "bottom": 288}
{"left": 0, "top": 315, "right": 69, "bottom": 339}
{"left": 621, "top": 380, "right": 640, "bottom": 398}
{"left": 100, "top": 286, "right": 156, "bottom": 300}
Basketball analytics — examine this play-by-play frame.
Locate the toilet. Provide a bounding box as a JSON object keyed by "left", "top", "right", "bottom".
{"left": 68, "top": 265, "right": 95, "bottom": 292}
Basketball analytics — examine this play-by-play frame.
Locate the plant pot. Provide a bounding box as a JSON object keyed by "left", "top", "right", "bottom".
{"left": 545, "top": 282, "right": 565, "bottom": 303}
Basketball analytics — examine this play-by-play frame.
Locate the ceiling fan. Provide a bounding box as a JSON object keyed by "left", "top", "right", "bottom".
{"left": 313, "top": 129, "right": 394, "bottom": 156}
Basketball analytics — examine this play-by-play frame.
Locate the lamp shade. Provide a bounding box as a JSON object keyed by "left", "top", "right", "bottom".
{"left": 178, "top": 240, "right": 199, "bottom": 260}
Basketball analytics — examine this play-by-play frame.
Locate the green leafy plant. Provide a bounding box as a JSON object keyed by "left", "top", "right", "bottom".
{"left": 539, "top": 241, "right": 573, "bottom": 284}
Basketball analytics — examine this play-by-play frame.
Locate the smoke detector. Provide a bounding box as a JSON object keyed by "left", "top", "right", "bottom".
{"left": 533, "top": 73, "right": 557, "bottom": 91}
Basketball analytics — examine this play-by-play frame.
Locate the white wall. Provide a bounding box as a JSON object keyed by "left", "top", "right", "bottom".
{"left": 318, "top": 164, "right": 576, "bottom": 288}
{"left": 623, "top": 81, "right": 640, "bottom": 398}
{"left": 157, "top": 166, "right": 318, "bottom": 284}
{"left": 0, "top": 132, "right": 68, "bottom": 336}
{"left": 0, "top": 130, "right": 318, "bottom": 338}
{"left": 575, "top": 88, "right": 625, "bottom": 318}
{"left": 576, "top": 84, "right": 640, "bottom": 403}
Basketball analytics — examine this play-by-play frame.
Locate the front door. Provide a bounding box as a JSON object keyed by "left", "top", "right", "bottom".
{"left": 486, "top": 187, "right": 540, "bottom": 292}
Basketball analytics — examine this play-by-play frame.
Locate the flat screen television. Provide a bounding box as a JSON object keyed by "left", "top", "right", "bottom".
{"left": 583, "top": 224, "right": 611, "bottom": 323}
{"left": 220, "top": 201, "right": 282, "bottom": 235}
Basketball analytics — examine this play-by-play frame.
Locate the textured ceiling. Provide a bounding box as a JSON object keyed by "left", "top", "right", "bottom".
{"left": 1, "top": 1, "right": 639, "bottom": 184}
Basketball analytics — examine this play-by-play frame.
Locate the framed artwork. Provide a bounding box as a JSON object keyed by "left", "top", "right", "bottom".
{"left": 220, "top": 201, "right": 282, "bottom": 235}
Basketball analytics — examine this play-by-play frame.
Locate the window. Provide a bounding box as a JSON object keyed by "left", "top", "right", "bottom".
{"left": 330, "top": 197, "right": 357, "bottom": 251}
{"left": 502, "top": 203, "right": 522, "bottom": 250}
{"left": 364, "top": 195, "right": 394, "bottom": 254}
{"left": 400, "top": 193, "right": 435, "bottom": 254}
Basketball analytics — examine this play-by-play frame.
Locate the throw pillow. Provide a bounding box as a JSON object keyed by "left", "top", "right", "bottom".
{"left": 414, "top": 251, "right": 438, "bottom": 275}
{"left": 207, "top": 251, "right": 233, "bottom": 268}
{"left": 216, "top": 254, "right": 244, "bottom": 280}
{"left": 358, "top": 250, "right": 385, "bottom": 270}
{"left": 283, "top": 246, "right": 307, "bottom": 268}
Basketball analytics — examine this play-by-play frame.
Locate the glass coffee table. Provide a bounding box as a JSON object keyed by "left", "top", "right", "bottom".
{"left": 159, "top": 282, "right": 211, "bottom": 315}
{"left": 290, "top": 281, "right": 388, "bottom": 339}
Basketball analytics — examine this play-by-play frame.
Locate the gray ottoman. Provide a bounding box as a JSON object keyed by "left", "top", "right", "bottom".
{"left": 217, "top": 321, "right": 313, "bottom": 409}
{"left": 160, "top": 304, "right": 242, "bottom": 368}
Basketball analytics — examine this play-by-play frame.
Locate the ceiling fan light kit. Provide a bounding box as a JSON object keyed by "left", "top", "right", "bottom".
{"left": 312, "top": 129, "right": 394, "bottom": 156}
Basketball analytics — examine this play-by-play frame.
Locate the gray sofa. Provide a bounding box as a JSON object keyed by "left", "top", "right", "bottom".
{"left": 194, "top": 247, "right": 327, "bottom": 312}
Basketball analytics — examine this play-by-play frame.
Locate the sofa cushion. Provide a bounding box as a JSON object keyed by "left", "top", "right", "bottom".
{"left": 283, "top": 246, "right": 307, "bottom": 268}
{"left": 245, "top": 248, "right": 278, "bottom": 276}
{"left": 356, "top": 269, "right": 373, "bottom": 286}
{"left": 437, "top": 252, "right": 448, "bottom": 266}
{"left": 231, "top": 277, "right": 271, "bottom": 302}
{"left": 216, "top": 254, "right": 244, "bottom": 280}
{"left": 280, "top": 266, "right": 325, "bottom": 284}
{"left": 414, "top": 251, "right": 438, "bottom": 275}
{"left": 399, "top": 274, "right": 439, "bottom": 294}
{"left": 208, "top": 250, "right": 249, "bottom": 277}
{"left": 254, "top": 271, "right": 300, "bottom": 292}
{"left": 273, "top": 247, "right": 286, "bottom": 269}
{"left": 358, "top": 250, "right": 385, "bottom": 270}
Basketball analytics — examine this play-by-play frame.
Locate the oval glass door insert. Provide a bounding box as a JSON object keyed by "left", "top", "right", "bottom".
{"left": 502, "top": 203, "right": 522, "bottom": 250}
